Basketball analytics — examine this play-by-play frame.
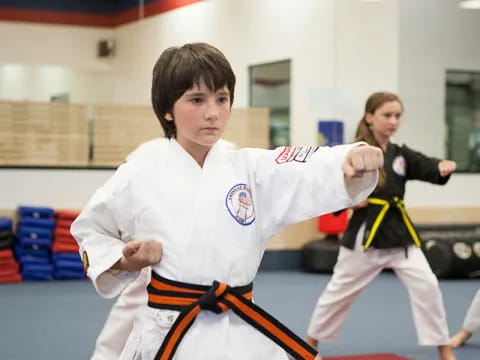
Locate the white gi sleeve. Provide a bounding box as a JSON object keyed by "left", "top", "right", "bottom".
{"left": 71, "top": 166, "right": 140, "bottom": 298}
{"left": 250, "top": 142, "right": 378, "bottom": 239}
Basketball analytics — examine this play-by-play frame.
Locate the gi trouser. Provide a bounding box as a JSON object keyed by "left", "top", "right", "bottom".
{"left": 307, "top": 223, "right": 450, "bottom": 346}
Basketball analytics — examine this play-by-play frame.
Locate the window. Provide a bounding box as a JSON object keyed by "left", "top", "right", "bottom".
{"left": 446, "top": 70, "right": 480, "bottom": 172}
{"left": 249, "top": 60, "right": 290, "bottom": 148}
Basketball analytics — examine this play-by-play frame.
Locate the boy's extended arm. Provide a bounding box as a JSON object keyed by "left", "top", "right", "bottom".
{"left": 249, "top": 142, "right": 380, "bottom": 240}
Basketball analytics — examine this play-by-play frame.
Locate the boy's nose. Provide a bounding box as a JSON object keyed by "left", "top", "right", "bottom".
{"left": 204, "top": 101, "right": 219, "bottom": 121}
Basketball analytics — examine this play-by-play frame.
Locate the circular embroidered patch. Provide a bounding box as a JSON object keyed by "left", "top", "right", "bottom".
{"left": 226, "top": 183, "right": 255, "bottom": 225}
{"left": 392, "top": 155, "right": 406, "bottom": 176}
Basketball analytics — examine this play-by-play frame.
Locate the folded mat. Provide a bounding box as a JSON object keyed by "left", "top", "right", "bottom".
{"left": 53, "top": 234, "right": 76, "bottom": 244}
{"left": 0, "top": 248, "right": 15, "bottom": 260}
{"left": 0, "top": 235, "right": 14, "bottom": 250}
{"left": 0, "top": 217, "right": 12, "bottom": 231}
{"left": 21, "top": 272, "right": 53, "bottom": 281}
{"left": 53, "top": 259, "right": 84, "bottom": 272}
{"left": 54, "top": 270, "right": 86, "bottom": 279}
{"left": 19, "top": 218, "right": 55, "bottom": 229}
{"left": 14, "top": 247, "right": 49, "bottom": 258}
{"left": 0, "top": 263, "right": 20, "bottom": 276}
{"left": 54, "top": 227, "right": 73, "bottom": 238}
{"left": 55, "top": 210, "right": 79, "bottom": 221}
{"left": 55, "top": 219, "right": 75, "bottom": 229}
{"left": 18, "top": 255, "right": 51, "bottom": 265}
{"left": 52, "top": 253, "right": 81, "bottom": 262}
{"left": 17, "top": 226, "right": 52, "bottom": 240}
{"left": 22, "top": 263, "right": 53, "bottom": 272}
{"left": 52, "top": 242, "right": 79, "bottom": 253}
{"left": 18, "top": 206, "right": 54, "bottom": 219}
{"left": 17, "top": 237, "right": 52, "bottom": 249}
{"left": 0, "top": 230, "right": 13, "bottom": 240}
{"left": 0, "top": 273, "right": 22, "bottom": 283}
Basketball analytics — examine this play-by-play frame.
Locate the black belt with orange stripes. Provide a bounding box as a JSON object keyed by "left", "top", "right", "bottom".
{"left": 147, "top": 271, "right": 318, "bottom": 360}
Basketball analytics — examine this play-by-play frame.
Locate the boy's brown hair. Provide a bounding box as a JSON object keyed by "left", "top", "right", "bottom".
{"left": 151, "top": 42, "right": 236, "bottom": 138}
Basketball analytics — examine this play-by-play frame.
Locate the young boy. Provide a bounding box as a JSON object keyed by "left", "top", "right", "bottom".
{"left": 71, "top": 42, "right": 383, "bottom": 360}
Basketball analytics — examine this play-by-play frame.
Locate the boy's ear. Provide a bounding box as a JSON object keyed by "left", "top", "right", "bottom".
{"left": 165, "top": 113, "right": 173, "bottom": 121}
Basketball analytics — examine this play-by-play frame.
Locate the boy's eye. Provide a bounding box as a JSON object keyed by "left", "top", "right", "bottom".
{"left": 191, "top": 97, "right": 202, "bottom": 104}
{"left": 217, "top": 96, "right": 229, "bottom": 104}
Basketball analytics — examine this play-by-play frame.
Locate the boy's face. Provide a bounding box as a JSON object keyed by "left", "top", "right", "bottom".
{"left": 165, "top": 80, "right": 231, "bottom": 153}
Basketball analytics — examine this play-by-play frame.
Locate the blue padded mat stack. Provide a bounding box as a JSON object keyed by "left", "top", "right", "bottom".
{"left": 0, "top": 217, "right": 22, "bottom": 283}
{"left": 52, "top": 210, "right": 85, "bottom": 279}
{"left": 16, "top": 206, "right": 55, "bottom": 281}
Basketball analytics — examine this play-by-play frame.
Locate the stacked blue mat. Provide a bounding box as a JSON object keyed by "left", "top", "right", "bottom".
{"left": 51, "top": 253, "right": 85, "bottom": 279}
{"left": 15, "top": 206, "right": 55, "bottom": 281}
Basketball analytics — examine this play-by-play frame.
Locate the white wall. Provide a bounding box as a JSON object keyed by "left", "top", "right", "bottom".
{"left": 0, "top": 63, "right": 113, "bottom": 103}
{"left": 0, "top": 22, "right": 113, "bottom": 70}
{"left": 0, "top": 169, "right": 114, "bottom": 210}
{"left": 398, "top": 0, "right": 480, "bottom": 206}
{"left": 0, "top": 22, "right": 114, "bottom": 104}
{"left": 0, "top": 0, "right": 478, "bottom": 209}
{"left": 335, "top": 0, "right": 399, "bottom": 143}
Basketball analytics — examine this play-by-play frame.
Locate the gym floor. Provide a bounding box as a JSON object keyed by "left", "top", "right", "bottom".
{"left": 0, "top": 271, "right": 478, "bottom": 360}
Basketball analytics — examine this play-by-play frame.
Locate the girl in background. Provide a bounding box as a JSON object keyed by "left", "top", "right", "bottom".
{"left": 306, "top": 91, "right": 457, "bottom": 360}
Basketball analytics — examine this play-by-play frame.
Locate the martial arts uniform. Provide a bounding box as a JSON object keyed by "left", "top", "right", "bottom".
{"left": 91, "top": 139, "right": 166, "bottom": 360}
{"left": 92, "top": 268, "right": 150, "bottom": 360}
{"left": 72, "top": 138, "right": 377, "bottom": 360}
{"left": 463, "top": 289, "right": 480, "bottom": 334}
{"left": 308, "top": 143, "right": 452, "bottom": 346}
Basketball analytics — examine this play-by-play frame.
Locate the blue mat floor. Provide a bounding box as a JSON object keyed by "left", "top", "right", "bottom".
{"left": 0, "top": 271, "right": 478, "bottom": 360}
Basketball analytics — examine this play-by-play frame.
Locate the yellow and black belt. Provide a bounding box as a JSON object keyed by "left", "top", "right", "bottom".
{"left": 364, "top": 196, "right": 421, "bottom": 250}
{"left": 147, "top": 271, "right": 317, "bottom": 360}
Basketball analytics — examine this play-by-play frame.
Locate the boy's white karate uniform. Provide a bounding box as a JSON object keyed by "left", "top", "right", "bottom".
{"left": 91, "top": 139, "right": 165, "bottom": 360}
{"left": 91, "top": 269, "right": 149, "bottom": 360}
{"left": 72, "top": 139, "right": 377, "bottom": 360}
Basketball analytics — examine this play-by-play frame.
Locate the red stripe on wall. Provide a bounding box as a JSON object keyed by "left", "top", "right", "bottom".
{"left": 144, "top": 0, "right": 203, "bottom": 18}
{"left": 0, "top": 8, "right": 115, "bottom": 27}
{"left": 0, "top": 0, "right": 204, "bottom": 28}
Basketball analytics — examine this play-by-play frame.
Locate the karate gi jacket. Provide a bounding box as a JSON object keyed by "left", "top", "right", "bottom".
{"left": 71, "top": 138, "right": 377, "bottom": 359}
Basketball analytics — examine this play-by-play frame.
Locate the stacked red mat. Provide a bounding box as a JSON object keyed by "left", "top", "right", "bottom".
{"left": 53, "top": 210, "right": 80, "bottom": 253}
{"left": 0, "top": 217, "right": 22, "bottom": 283}
{"left": 0, "top": 249, "right": 22, "bottom": 283}
{"left": 51, "top": 210, "right": 85, "bottom": 279}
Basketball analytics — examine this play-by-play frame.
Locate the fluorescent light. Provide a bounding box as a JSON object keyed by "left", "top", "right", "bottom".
{"left": 459, "top": 0, "right": 480, "bottom": 9}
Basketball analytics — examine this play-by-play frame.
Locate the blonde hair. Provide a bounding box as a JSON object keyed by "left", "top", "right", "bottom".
{"left": 355, "top": 91, "right": 403, "bottom": 189}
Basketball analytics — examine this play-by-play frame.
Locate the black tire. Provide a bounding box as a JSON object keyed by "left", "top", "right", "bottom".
{"left": 301, "top": 237, "right": 340, "bottom": 273}
{"left": 423, "top": 233, "right": 480, "bottom": 279}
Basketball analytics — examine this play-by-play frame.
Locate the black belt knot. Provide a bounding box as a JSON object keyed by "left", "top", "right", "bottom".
{"left": 198, "top": 280, "right": 230, "bottom": 314}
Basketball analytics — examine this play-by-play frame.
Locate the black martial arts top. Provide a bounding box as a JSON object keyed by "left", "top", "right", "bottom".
{"left": 341, "top": 142, "right": 450, "bottom": 250}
